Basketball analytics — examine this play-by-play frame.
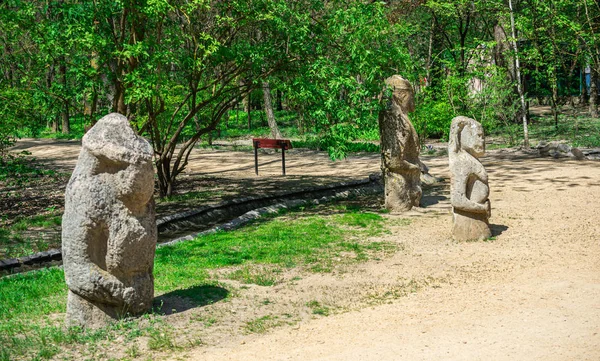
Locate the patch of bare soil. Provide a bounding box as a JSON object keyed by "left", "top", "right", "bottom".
{"left": 8, "top": 140, "right": 600, "bottom": 361}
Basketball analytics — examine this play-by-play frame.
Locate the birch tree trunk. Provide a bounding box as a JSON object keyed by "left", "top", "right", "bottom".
{"left": 580, "top": 67, "right": 588, "bottom": 106}
{"left": 59, "top": 59, "right": 70, "bottom": 134}
{"left": 426, "top": 16, "right": 434, "bottom": 87}
{"left": 262, "top": 81, "right": 282, "bottom": 139}
{"left": 508, "top": 0, "right": 529, "bottom": 148}
{"left": 590, "top": 68, "right": 598, "bottom": 118}
{"left": 241, "top": 77, "right": 252, "bottom": 129}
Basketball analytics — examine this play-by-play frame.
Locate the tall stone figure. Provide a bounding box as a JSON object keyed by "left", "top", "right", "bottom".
{"left": 62, "top": 113, "right": 157, "bottom": 328}
{"left": 448, "top": 116, "right": 492, "bottom": 241}
{"left": 379, "top": 75, "right": 422, "bottom": 212}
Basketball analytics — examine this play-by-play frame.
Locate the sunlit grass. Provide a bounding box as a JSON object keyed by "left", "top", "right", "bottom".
{"left": 0, "top": 207, "right": 398, "bottom": 360}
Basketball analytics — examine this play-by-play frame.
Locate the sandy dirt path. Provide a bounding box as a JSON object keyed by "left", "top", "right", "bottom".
{"left": 12, "top": 138, "right": 382, "bottom": 178}
{"left": 192, "top": 270, "right": 599, "bottom": 361}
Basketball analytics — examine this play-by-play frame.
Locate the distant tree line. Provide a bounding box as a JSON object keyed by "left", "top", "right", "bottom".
{"left": 2, "top": 0, "right": 599, "bottom": 195}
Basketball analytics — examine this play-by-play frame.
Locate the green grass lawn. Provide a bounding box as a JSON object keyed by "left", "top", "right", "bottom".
{"left": 0, "top": 206, "right": 398, "bottom": 361}
{"left": 489, "top": 109, "right": 600, "bottom": 148}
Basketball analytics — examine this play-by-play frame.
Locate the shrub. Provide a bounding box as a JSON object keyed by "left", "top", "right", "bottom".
{"left": 412, "top": 91, "right": 455, "bottom": 141}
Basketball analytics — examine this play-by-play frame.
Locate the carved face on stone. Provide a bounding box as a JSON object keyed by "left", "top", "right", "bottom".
{"left": 461, "top": 122, "right": 485, "bottom": 157}
{"left": 385, "top": 75, "right": 415, "bottom": 113}
{"left": 449, "top": 116, "right": 485, "bottom": 158}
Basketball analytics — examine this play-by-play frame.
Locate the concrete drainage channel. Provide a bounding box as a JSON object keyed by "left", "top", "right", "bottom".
{"left": 0, "top": 176, "right": 382, "bottom": 276}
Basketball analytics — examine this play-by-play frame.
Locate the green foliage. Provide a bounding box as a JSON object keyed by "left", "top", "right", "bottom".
{"left": 280, "top": 1, "right": 413, "bottom": 159}
{"left": 413, "top": 63, "right": 520, "bottom": 143}
{"left": 469, "top": 66, "right": 521, "bottom": 142}
{"left": 0, "top": 121, "right": 17, "bottom": 156}
{"left": 36, "top": 116, "right": 87, "bottom": 140}
{"left": 3, "top": 0, "right": 600, "bottom": 192}
{"left": 412, "top": 90, "right": 455, "bottom": 140}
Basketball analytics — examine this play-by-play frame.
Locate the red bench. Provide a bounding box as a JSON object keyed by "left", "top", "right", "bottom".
{"left": 252, "top": 138, "right": 292, "bottom": 175}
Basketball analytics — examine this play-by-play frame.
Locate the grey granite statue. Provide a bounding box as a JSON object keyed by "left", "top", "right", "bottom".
{"left": 378, "top": 75, "right": 422, "bottom": 212}
{"left": 62, "top": 113, "right": 157, "bottom": 328}
{"left": 448, "top": 116, "right": 491, "bottom": 241}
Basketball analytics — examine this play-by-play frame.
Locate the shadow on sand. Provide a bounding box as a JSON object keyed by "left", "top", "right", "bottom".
{"left": 490, "top": 224, "right": 509, "bottom": 237}
{"left": 420, "top": 195, "right": 447, "bottom": 207}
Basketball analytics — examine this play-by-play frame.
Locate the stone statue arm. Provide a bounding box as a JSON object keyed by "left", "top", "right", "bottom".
{"left": 383, "top": 151, "right": 420, "bottom": 172}
{"left": 451, "top": 176, "right": 490, "bottom": 214}
{"left": 473, "top": 162, "right": 488, "bottom": 183}
{"left": 114, "top": 163, "right": 154, "bottom": 211}
{"left": 65, "top": 263, "right": 135, "bottom": 307}
{"left": 63, "top": 225, "right": 135, "bottom": 306}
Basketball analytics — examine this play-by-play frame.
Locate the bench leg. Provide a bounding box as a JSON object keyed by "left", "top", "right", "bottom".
{"left": 281, "top": 145, "right": 286, "bottom": 176}
{"left": 254, "top": 141, "right": 259, "bottom": 175}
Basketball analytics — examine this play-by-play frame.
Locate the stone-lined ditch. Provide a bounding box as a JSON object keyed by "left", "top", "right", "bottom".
{"left": 0, "top": 176, "right": 382, "bottom": 276}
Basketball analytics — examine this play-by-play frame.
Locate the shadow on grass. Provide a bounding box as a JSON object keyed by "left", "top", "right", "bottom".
{"left": 154, "top": 285, "right": 229, "bottom": 315}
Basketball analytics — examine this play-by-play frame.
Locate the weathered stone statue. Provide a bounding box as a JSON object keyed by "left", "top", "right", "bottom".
{"left": 378, "top": 75, "right": 422, "bottom": 212}
{"left": 62, "top": 113, "right": 157, "bottom": 328}
{"left": 448, "top": 116, "right": 491, "bottom": 241}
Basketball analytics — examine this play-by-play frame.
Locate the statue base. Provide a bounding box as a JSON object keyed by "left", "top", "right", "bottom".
{"left": 383, "top": 172, "right": 421, "bottom": 213}
{"left": 66, "top": 291, "right": 122, "bottom": 329}
{"left": 452, "top": 209, "right": 491, "bottom": 241}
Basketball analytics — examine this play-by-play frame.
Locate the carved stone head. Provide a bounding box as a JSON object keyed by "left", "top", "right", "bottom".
{"left": 82, "top": 114, "right": 154, "bottom": 210}
{"left": 449, "top": 116, "right": 485, "bottom": 158}
{"left": 384, "top": 75, "right": 415, "bottom": 113}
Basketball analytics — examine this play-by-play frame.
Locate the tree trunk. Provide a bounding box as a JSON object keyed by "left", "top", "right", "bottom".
{"left": 297, "top": 111, "right": 304, "bottom": 135}
{"left": 243, "top": 92, "right": 251, "bottom": 130}
{"left": 58, "top": 59, "right": 70, "bottom": 134}
{"left": 113, "top": 81, "right": 127, "bottom": 115}
{"left": 590, "top": 68, "right": 598, "bottom": 118}
{"left": 156, "top": 154, "right": 175, "bottom": 198}
{"left": 551, "top": 82, "right": 559, "bottom": 129}
{"left": 276, "top": 89, "right": 283, "bottom": 111}
{"left": 52, "top": 116, "right": 59, "bottom": 133}
{"left": 89, "top": 90, "right": 98, "bottom": 126}
{"left": 61, "top": 105, "right": 70, "bottom": 134}
{"left": 509, "top": 0, "right": 529, "bottom": 148}
{"left": 86, "top": 52, "right": 100, "bottom": 126}
{"left": 426, "top": 16, "right": 434, "bottom": 86}
{"left": 262, "top": 81, "right": 282, "bottom": 139}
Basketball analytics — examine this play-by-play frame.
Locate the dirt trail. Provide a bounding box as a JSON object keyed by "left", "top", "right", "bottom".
{"left": 173, "top": 153, "right": 599, "bottom": 361}
{"left": 13, "top": 138, "right": 382, "bottom": 178}
{"left": 12, "top": 140, "right": 600, "bottom": 360}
